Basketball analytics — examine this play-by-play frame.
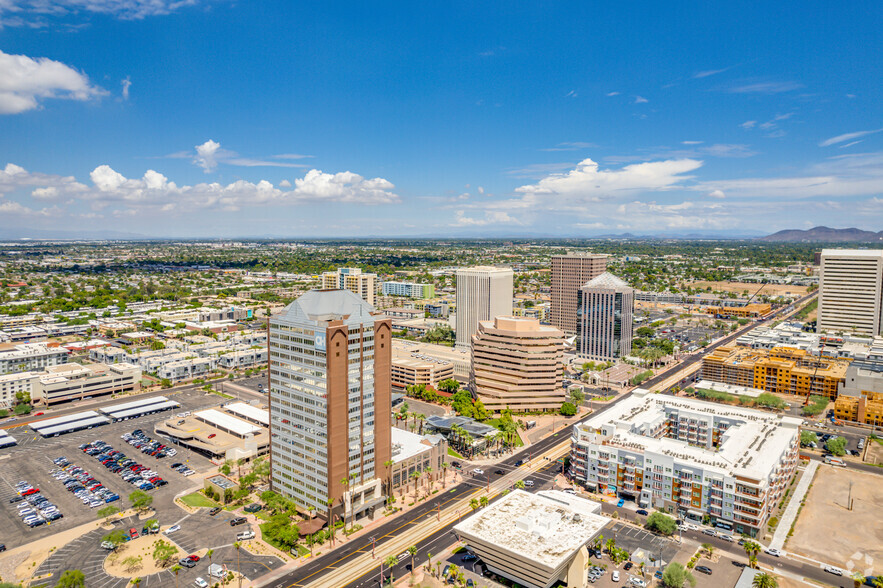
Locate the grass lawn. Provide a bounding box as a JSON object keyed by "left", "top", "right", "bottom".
{"left": 259, "top": 522, "right": 298, "bottom": 554}
{"left": 447, "top": 447, "right": 463, "bottom": 458}
{"left": 483, "top": 418, "right": 524, "bottom": 447}
{"left": 180, "top": 492, "right": 218, "bottom": 508}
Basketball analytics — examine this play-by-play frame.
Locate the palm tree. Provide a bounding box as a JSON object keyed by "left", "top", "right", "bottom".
{"left": 408, "top": 545, "right": 418, "bottom": 577}
{"left": 743, "top": 540, "right": 761, "bottom": 568}
{"left": 873, "top": 577, "right": 883, "bottom": 588}
{"left": 234, "top": 541, "right": 242, "bottom": 588}
{"left": 384, "top": 555, "right": 399, "bottom": 586}
{"left": 171, "top": 564, "right": 182, "bottom": 588}
{"left": 442, "top": 461, "right": 449, "bottom": 488}
{"left": 383, "top": 459, "right": 394, "bottom": 497}
{"left": 605, "top": 537, "right": 616, "bottom": 555}
{"left": 326, "top": 498, "right": 335, "bottom": 546}
{"left": 470, "top": 498, "right": 480, "bottom": 510}
{"left": 426, "top": 551, "right": 432, "bottom": 574}
{"left": 340, "top": 477, "right": 350, "bottom": 531}
{"left": 205, "top": 548, "right": 214, "bottom": 570}
{"left": 415, "top": 413, "right": 426, "bottom": 435}
{"left": 854, "top": 575, "right": 866, "bottom": 588}
{"left": 751, "top": 572, "right": 778, "bottom": 588}
{"left": 515, "top": 480, "right": 525, "bottom": 490}
{"left": 410, "top": 471, "right": 420, "bottom": 497}
{"left": 424, "top": 466, "right": 434, "bottom": 493}
{"left": 479, "top": 496, "right": 488, "bottom": 507}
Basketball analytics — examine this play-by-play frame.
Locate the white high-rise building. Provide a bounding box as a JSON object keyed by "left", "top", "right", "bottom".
{"left": 817, "top": 249, "right": 883, "bottom": 336}
{"left": 268, "top": 290, "right": 391, "bottom": 522}
{"left": 454, "top": 266, "right": 514, "bottom": 351}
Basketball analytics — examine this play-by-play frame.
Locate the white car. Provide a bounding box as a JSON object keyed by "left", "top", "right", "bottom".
{"left": 473, "top": 468, "right": 484, "bottom": 475}
{"left": 823, "top": 566, "right": 843, "bottom": 576}
{"left": 612, "top": 571, "right": 620, "bottom": 582}
{"left": 764, "top": 548, "right": 783, "bottom": 557}
{"left": 632, "top": 579, "right": 647, "bottom": 587}
{"left": 194, "top": 578, "right": 209, "bottom": 588}
{"left": 164, "top": 524, "right": 181, "bottom": 534}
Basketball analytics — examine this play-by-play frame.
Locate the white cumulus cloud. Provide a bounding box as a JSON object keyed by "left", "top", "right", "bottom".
{"left": 0, "top": 49, "right": 106, "bottom": 114}
{"left": 194, "top": 139, "right": 222, "bottom": 173}
{"left": 707, "top": 189, "right": 726, "bottom": 199}
{"left": 453, "top": 210, "right": 521, "bottom": 227}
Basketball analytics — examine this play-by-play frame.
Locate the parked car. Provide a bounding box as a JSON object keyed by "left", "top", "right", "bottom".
{"left": 612, "top": 571, "right": 620, "bottom": 582}
{"left": 164, "top": 525, "right": 181, "bottom": 534}
{"left": 695, "top": 566, "right": 712, "bottom": 575}
{"left": 230, "top": 517, "right": 247, "bottom": 526}
{"left": 824, "top": 566, "right": 843, "bottom": 576}
{"left": 209, "top": 507, "right": 222, "bottom": 516}
{"left": 236, "top": 530, "right": 256, "bottom": 541}
{"left": 635, "top": 509, "right": 649, "bottom": 516}
{"left": 617, "top": 499, "right": 625, "bottom": 507}
{"left": 764, "top": 548, "right": 783, "bottom": 557}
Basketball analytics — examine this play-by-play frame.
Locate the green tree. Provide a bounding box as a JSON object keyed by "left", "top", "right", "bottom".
{"left": 103, "top": 529, "right": 127, "bottom": 549}
{"left": 152, "top": 539, "right": 178, "bottom": 568}
{"left": 54, "top": 570, "right": 86, "bottom": 588}
{"left": 800, "top": 431, "right": 818, "bottom": 447}
{"left": 560, "top": 401, "right": 577, "bottom": 416}
{"left": 129, "top": 489, "right": 153, "bottom": 513}
{"left": 743, "top": 540, "right": 762, "bottom": 568}
{"left": 438, "top": 378, "right": 460, "bottom": 394}
{"left": 645, "top": 512, "right": 677, "bottom": 535}
{"left": 826, "top": 436, "right": 847, "bottom": 456}
{"left": 408, "top": 545, "right": 418, "bottom": 577}
{"left": 384, "top": 555, "right": 399, "bottom": 585}
{"left": 752, "top": 573, "right": 778, "bottom": 588}
{"left": 97, "top": 505, "right": 119, "bottom": 523}
{"left": 662, "top": 563, "right": 696, "bottom": 588}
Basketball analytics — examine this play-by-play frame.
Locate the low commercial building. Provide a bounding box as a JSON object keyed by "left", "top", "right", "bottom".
{"left": 833, "top": 359, "right": 883, "bottom": 425}
{"left": 453, "top": 489, "right": 607, "bottom": 588}
{"left": 705, "top": 303, "right": 772, "bottom": 319}
{"left": 36, "top": 363, "right": 142, "bottom": 406}
{"left": 388, "top": 427, "right": 447, "bottom": 492}
{"left": 392, "top": 339, "right": 471, "bottom": 382}
{"left": 471, "top": 316, "right": 565, "bottom": 412}
{"left": 391, "top": 344, "right": 454, "bottom": 390}
{"left": 156, "top": 406, "right": 269, "bottom": 461}
{"left": 701, "top": 345, "right": 849, "bottom": 399}
{"left": 156, "top": 357, "right": 217, "bottom": 383}
{"left": 569, "top": 389, "right": 801, "bottom": 537}
{"left": 0, "top": 342, "right": 70, "bottom": 375}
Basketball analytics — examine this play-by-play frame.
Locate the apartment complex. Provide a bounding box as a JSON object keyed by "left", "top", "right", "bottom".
{"left": 817, "top": 249, "right": 883, "bottom": 336}
{"left": 833, "top": 359, "right": 883, "bottom": 425}
{"left": 454, "top": 266, "right": 514, "bottom": 350}
{"left": 268, "top": 290, "right": 391, "bottom": 522}
{"left": 470, "top": 316, "right": 565, "bottom": 412}
{"left": 577, "top": 273, "right": 634, "bottom": 361}
{"left": 321, "top": 267, "right": 377, "bottom": 306}
{"left": 570, "top": 389, "right": 801, "bottom": 538}
{"left": 382, "top": 281, "right": 435, "bottom": 299}
{"left": 701, "top": 345, "right": 849, "bottom": 398}
{"left": 391, "top": 344, "right": 453, "bottom": 390}
{"left": 0, "top": 342, "right": 70, "bottom": 375}
{"left": 550, "top": 253, "right": 608, "bottom": 335}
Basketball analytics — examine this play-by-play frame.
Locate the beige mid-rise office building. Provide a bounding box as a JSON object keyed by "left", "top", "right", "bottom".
{"left": 551, "top": 253, "right": 608, "bottom": 335}
{"left": 455, "top": 266, "right": 514, "bottom": 350}
{"left": 321, "top": 267, "right": 377, "bottom": 306}
{"left": 471, "top": 316, "right": 565, "bottom": 412}
{"left": 817, "top": 249, "right": 883, "bottom": 336}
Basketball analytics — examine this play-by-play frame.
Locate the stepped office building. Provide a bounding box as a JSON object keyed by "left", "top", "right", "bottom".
{"left": 455, "top": 266, "right": 514, "bottom": 351}
{"left": 551, "top": 253, "right": 608, "bottom": 335}
{"left": 569, "top": 389, "right": 801, "bottom": 537}
{"left": 817, "top": 249, "right": 883, "bottom": 336}
{"left": 269, "top": 290, "right": 392, "bottom": 521}
{"left": 471, "top": 316, "right": 565, "bottom": 412}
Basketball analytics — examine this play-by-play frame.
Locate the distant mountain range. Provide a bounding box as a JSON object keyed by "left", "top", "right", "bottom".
{"left": 759, "top": 226, "right": 883, "bottom": 243}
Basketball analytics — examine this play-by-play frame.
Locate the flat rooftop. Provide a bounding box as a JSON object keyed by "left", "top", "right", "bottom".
{"left": 454, "top": 490, "right": 607, "bottom": 569}
{"left": 224, "top": 402, "right": 269, "bottom": 426}
{"left": 391, "top": 427, "right": 436, "bottom": 463}
{"left": 576, "top": 389, "right": 801, "bottom": 480}
{"left": 195, "top": 408, "right": 261, "bottom": 437}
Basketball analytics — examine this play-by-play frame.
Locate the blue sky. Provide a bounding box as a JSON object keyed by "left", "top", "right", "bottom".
{"left": 0, "top": 1, "right": 881, "bottom": 237}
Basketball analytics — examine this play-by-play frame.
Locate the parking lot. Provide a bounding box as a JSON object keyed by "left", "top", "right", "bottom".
{"left": 0, "top": 389, "right": 223, "bottom": 551}
{"left": 602, "top": 522, "right": 679, "bottom": 570}
{"left": 31, "top": 510, "right": 284, "bottom": 588}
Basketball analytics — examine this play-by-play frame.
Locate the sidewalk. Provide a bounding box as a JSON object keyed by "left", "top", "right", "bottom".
{"left": 770, "top": 461, "right": 818, "bottom": 550}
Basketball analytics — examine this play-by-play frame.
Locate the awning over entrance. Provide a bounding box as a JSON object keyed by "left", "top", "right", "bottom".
{"left": 687, "top": 509, "right": 704, "bottom": 518}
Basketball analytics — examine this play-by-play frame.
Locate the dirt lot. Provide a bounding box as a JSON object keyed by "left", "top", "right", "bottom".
{"left": 864, "top": 440, "right": 883, "bottom": 465}
{"left": 686, "top": 281, "right": 809, "bottom": 297}
{"left": 787, "top": 465, "right": 883, "bottom": 570}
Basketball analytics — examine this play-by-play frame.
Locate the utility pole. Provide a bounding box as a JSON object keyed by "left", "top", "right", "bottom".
{"left": 371, "top": 536, "right": 376, "bottom": 559}
{"left": 437, "top": 503, "right": 440, "bottom": 522}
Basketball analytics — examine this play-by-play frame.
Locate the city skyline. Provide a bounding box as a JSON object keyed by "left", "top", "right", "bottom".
{"left": 1, "top": 1, "right": 881, "bottom": 237}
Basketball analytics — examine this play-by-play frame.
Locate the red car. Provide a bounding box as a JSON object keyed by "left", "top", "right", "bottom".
{"left": 34, "top": 412, "right": 44, "bottom": 416}
{"left": 21, "top": 488, "right": 39, "bottom": 496}
{"left": 129, "top": 528, "right": 139, "bottom": 539}
{"left": 186, "top": 555, "right": 200, "bottom": 562}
